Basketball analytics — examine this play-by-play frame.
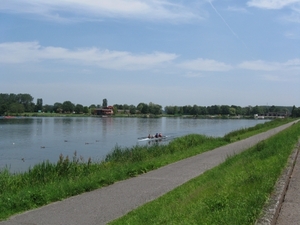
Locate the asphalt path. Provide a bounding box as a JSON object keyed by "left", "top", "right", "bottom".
{"left": 1, "top": 120, "right": 297, "bottom": 225}
{"left": 275, "top": 145, "right": 300, "bottom": 225}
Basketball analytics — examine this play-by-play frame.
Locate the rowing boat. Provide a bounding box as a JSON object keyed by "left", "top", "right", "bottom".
{"left": 138, "top": 136, "right": 167, "bottom": 142}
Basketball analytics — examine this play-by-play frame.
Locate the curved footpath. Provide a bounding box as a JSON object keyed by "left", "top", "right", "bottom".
{"left": 1, "top": 120, "right": 299, "bottom": 225}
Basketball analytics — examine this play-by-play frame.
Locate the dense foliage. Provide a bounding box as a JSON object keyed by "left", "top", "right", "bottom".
{"left": 0, "top": 93, "right": 298, "bottom": 117}
{"left": 0, "top": 93, "right": 91, "bottom": 115}
{"left": 0, "top": 93, "right": 34, "bottom": 114}
{"left": 291, "top": 105, "right": 300, "bottom": 117}
{"left": 164, "top": 104, "right": 293, "bottom": 117}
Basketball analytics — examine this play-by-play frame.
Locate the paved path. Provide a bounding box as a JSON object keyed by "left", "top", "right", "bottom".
{"left": 275, "top": 145, "right": 300, "bottom": 225}
{"left": 0, "top": 121, "right": 297, "bottom": 225}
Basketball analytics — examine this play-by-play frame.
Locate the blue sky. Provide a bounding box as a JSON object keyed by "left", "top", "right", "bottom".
{"left": 1, "top": 0, "right": 300, "bottom": 107}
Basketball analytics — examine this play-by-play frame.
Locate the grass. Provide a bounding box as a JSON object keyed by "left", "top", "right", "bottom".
{"left": 0, "top": 118, "right": 296, "bottom": 220}
{"left": 109, "top": 120, "right": 300, "bottom": 225}
{"left": 223, "top": 118, "right": 295, "bottom": 142}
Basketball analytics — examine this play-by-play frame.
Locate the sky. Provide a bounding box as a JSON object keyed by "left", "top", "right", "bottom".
{"left": 1, "top": 0, "right": 300, "bottom": 108}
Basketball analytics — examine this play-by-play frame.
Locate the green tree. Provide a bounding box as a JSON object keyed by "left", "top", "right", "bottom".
{"left": 123, "top": 104, "right": 129, "bottom": 110}
{"left": 141, "top": 104, "right": 149, "bottom": 114}
{"left": 173, "top": 106, "right": 178, "bottom": 115}
{"left": 137, "top": 102, "right": 148, "bottom": 114}
{"left": 147, "top": 102, "right": 162, "bottom": 115}
{"left": 291, "top": 106, "right": 300, "bottom": 118}
{"left": 192, "top": 105, "right": 199, "bottom": 116}
{"left": 252, "top": 105, "right": 263, "bottom": 115}
{"left": 89, "top": 104, "right": 96, "bottom": 115}
{"left": 229, "top": 107, "right": 236, "bottom": 116}
{"left": 17, "top": 93, "right": 34, "bottom": 112}
{"left": 208, "top": 105, "right": 220, "bottom": 115}
{"left": 220, "top": 105, "right": 230, "bottom": 115}
{"left": 62, "top": 101, "right": 75, "bottom": 113}
{"left": 43, "top": 104, "right": 53, "bottom": 113}
{"left": 269, "top": 105, "right": 277, "bottom": 112}
{"left": 0, "top": 94, "right": 9, "bottom": 115}
{"left": 113, "top": 106, "right": 118, "bottom": 115}
{"left": 83, "top": 106, "right": 89, "bottom": 114}
{"left": 231, "top": 105, "right": 242, "bottom": 115}
{"left": 153, "top": 104, "right": 162, "bottom": 115}
{"left": 183, "top": 105, "right": 193, "bottom": 115}
{"left": 9, "top": 103, "right": 24, "bottom": 114}
{"left": 113, "top": 104, "right": 123, "bottom": 110}
{"left": 179, "top": 107, "right": 184, "bottom": 115}
{"left": 164, "top": 106, "right": 175, "bottom": 115}
{"left": 129, "top": 105, "right": 136, "bottom": 114}
{"left": 199, "top": 106, "right": 208, "bottom": 115}
{"left": 74, "top": 104, "right": 84, "bottom": 114}
{"left": 0, "top": 93, "right": 34, "bottom": 113}
{"left": 53, "top": 102, "right": 63, "bottom": 113}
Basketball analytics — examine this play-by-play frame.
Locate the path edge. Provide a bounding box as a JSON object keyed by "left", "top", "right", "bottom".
{"left": 255, "top": 139, "right": 300, "bottom": 225}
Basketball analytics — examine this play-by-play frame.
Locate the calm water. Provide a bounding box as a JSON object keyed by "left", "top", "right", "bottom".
{"left": 0, "top": 117, "right": 268, "bottom": 172}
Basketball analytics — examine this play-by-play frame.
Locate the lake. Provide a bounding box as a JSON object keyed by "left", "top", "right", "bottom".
{"left": 0, "top": 117, "right": 268, "bottom": 173}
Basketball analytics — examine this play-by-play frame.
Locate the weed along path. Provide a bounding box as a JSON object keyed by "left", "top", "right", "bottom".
{"left": 0, "top": 120, "right": 298, "bottom": 225}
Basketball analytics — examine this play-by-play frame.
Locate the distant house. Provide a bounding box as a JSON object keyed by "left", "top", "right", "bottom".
{"left": 255, "top": 111, "right": 290, "bottom": 119}
{"left": 266, "top": 111, "right": 288, "bottom": 117}
{"left": 94, "top": 106, "right": 114, "bottom": 116}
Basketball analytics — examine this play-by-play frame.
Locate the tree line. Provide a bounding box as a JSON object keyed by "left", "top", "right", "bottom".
{"left": 0, "top": 93, "right": 91, "bottom": 115}
{"left": 1, "top": 93, "right": 300, "bottom": 117}
{"left": 164, "top": 104, "right": 295, "bottom": 117}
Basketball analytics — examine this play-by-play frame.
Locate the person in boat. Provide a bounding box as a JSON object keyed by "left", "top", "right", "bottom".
{"left": 147, "top": 133, "right": 162, "bottom": 139}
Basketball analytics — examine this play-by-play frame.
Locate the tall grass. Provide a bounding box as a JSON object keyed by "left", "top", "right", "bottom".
{"left": 109, "top": 121, "right": 300, "bottom": 225}
{"left": 0, "top": 118, "right": 295, "bottom": 220}
{"left": 223, "top": 118, "right": 294, "bottom": 142}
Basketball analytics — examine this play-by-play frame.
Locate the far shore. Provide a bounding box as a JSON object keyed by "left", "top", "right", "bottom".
{"left": 1, "top": 112, "right": 279, "bottom": 120}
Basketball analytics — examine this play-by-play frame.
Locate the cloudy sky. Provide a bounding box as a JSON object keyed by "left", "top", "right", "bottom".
{"left": 1, "top": 0, "right": 300, "bottom": 107}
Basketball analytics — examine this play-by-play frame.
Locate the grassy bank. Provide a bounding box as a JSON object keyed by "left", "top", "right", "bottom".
{"left": 0, "top": 118, "right": 295, "bottom": 220}
{"left": 109, "top": 120, "right": 300, "bottom": 225}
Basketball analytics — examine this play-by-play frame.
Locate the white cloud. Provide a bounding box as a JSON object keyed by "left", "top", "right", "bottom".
{"left": 0, "top": 0, "right": 202, "bottom": 23}
{"left": 238, "top": 59, "right": 300, "bottom": 71}
{"left": 0, "top": 42, "right": 178, "bottom": 70}
{"left": 179, "top": 58, "right": 232, "bottom": 71}
{"left": 284, "top": 58, "right": 300, "bottom": 69}
{"left": 247, "top": 0, "right": 300, "bottom": 9}
{"left": 2, "top": 42, "right": 300, "bottom": 76}
{"left": 262, "top": 74, "right": 286, "bottom": 81}
{"left": 238, "top": 60, "right": 281, "bottom": 71}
